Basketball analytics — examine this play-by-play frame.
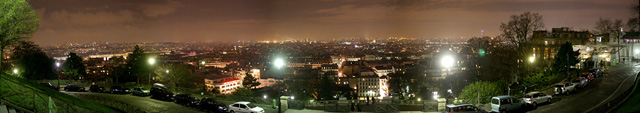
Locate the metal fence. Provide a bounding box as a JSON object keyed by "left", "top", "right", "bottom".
{"left": 586, "top": 72, "right": 640, "bottom": 113}
{"left": 0, "top": 75, "right": 98, "bottom": 113}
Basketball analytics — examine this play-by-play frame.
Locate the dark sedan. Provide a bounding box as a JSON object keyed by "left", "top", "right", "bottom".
{"left": 175, "top": 94, "right": 199, "bottom": 107}
{"left": 198, "top": 98, "right": 228, "bottom": 113}
{"left": 64, "top": 84, "right": 85, "bottom": 92}
{"left": 90, "top": 85, "right": 106, "bottom": 93}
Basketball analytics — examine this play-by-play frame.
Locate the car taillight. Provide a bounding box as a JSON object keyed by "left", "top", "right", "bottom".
{"left": 529, "top": 99, "right": 532, "bottom": 102}
{"left": 563, "top": 88, "right": 565, "bottom": 90}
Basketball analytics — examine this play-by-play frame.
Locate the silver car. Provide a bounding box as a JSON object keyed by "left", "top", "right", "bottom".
{"left": 523, "top": 92, "right": 552, "bottom": 108}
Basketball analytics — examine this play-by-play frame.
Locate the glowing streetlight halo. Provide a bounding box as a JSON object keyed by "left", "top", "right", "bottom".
{"left": 148, "top": 58, "right": 156, "bottom": 65}
{"left": 441, "top": 55, "right": 455, "bottom": 68}
{"left": 529, "top": 56, "right": 534, "bottom": 63}
{"left": 274, "top": 58, "right": 285, "bottom": 68}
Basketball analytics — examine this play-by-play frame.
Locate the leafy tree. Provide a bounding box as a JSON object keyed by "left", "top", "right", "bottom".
{"left": 459, "top": 81, "right": 502, "bottom": 104}
{"left": 552, "top": 42, "right": 580, "bottom": 79}
{"left": 125, "top": 45, "right": 151, "bottom": 83}
{"left": 15, "top": 50, "right": 56, "bottom": 80}
{"left": 388, "top": 73, "right": 410, "bottom": 99}
{"left": 0, "top": 0, "right": 40, "bottom": 70}
{"left": 317, "top": 72, "right": 336, "bottom": 100}
{"left": 62, "top": 52, "right": 86, "bottom": 80}
{"left": 231, "top": 88, "right": 255, "bottom": 100}
{"left": 11, "top": 41, "right": 40, "bottom": 60}
{"left": 155, "top": 64, "right": 196, "bottom": 88}
{"left": 242, "top": 73, "right": 261, "bottom": 89}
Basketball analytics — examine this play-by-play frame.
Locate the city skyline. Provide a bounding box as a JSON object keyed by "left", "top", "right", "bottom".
{"left": 29, "top": 0, "right": 633, "bottom": 46}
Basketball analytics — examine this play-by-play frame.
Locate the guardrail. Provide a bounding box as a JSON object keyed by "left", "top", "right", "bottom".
{"left": 0, "top": 75, "right": 97, "bottom": 113}
{"left": 586, "top": 72, "right": 640, "bottom": 113}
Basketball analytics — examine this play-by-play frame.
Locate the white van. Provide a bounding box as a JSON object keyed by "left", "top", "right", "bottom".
{"left": 490, "top": 95, "right": 526, "bottom": 113}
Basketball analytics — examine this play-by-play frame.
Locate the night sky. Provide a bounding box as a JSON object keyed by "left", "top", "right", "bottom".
{"left": 28, "top": 0, "right": 632, "bottom": 46}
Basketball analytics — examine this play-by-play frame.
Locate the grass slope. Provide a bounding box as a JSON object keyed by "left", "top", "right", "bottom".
{"left": 0, "top": 73, "right": 120, "bottom": 113}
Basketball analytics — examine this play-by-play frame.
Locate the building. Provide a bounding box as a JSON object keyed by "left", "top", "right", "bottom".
{"left": 357, "top": 75, "right": 380, "bottom": 100}
{"left": 204, "top": 75, "right": 242, "bottom": 94}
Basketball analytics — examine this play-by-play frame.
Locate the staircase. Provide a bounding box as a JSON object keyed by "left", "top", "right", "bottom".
{"left": 0, "top": 103, "right": 18, "bottom": 113}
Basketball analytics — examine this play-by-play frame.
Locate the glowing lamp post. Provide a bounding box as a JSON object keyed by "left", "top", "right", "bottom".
{"left": 148, "top": 58, "right": 156, "bottom": 85}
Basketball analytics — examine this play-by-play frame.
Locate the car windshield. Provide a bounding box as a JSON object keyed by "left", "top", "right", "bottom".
{"left": 555, "top": 85, "right": 564, "bottom": 87}
{"left": 491, "top": 98, "right": 499, "bottom": 104}
{"left": 524, "top": 95, "right": 532, "bottom": 98}
{"left": 247, "top": 103, "right": 257, "bottom": 108}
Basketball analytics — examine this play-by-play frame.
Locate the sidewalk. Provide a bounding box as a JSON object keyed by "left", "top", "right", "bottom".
{"left": 284, "top": 109, "right": 438, "bottom": 113}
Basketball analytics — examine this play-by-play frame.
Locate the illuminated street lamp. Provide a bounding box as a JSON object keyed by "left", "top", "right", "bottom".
{"left": 13, "top": 69, "right": 18, "bottom": 74}
{"left": 201, "top": 61, "right": 205, "bottom": 65}
{"left": 264, "top": 95, "right": 267, "bottom": 99}
{"left": 529, "top": 56, "right": 534, "bottom": 63}
{"left": 165, "top": 70, "right": 170, "bottom": 74}
{"left": 148, "top": 57, "right": 156, "bottom": 85}
{"left": 56, "top": 62, "right": 61, "bottom": 67}
{"left": 274, "top": 58, "right": 284, "bottom": 69}
{"left": 441, "top": 55, "right": 455, "bottom": 68}
{"left": 149, "top": 58, "right": 156, "bottom": 65}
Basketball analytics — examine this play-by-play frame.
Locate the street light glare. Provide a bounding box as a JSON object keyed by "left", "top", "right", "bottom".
{"left": 148, "top": 58, "right": 155, "bottom": 65}
{"left": 529, "top": 56, "right": 534, "bottom": 63}
{"left": 441, "top": 55, "right": 455, "bottom": 68}
{"left": 55, "top": 62, "right": 60, "bottom": 67}
{"left": 165, "top": 70, "right": 169, "bottom": 74}
{"left": 274, "top": 58, "right": 284, "bottom": 68}
{"left": 13, "top": 69, "right": 18, "bottom": 74}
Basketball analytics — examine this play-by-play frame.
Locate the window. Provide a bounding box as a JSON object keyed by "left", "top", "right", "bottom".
{"left": 500, "top": 99, "right": 511, "bottom": 105}
{"left": 232, "top": 104, "right": 240, "bottom": 107}
{"left": 240, "top": 104, "right": 247, "bottom": 108}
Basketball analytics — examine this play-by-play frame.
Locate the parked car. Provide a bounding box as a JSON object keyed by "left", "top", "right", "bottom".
{"left": 228, "top": 102, "right": 264, "bottom": 113}
{"left": 175, "top": 93, "right": 199, "bottom": 107}
{"left": 490, "top": 95, "right": 526, "bottom": 113}
{"left": 572, "top": 77, "right": 588, "bottom": 88}
{"left": 40, "top": 82, "right": 58, "bottom": 90}
{"left": 589, "top": 68, "right": 603, "bottom": 77}
{"left": 110, "top": 86, "right": 130, "bottom": 94}
{"left": 199, "top": 98, "right": 228, "bottom": 113}
{"left": 132, "top": 86, "right": 150, "bottom": 96}
{"left": 581, "top": 73, "right": 594, "bottom": 80}
{"left": 443, "top": 103, "right": 486, "bottom": 113}
{"left": 554, "top": 82, "right": 577, "bottom": 95}
{"left": 89, "top": 85, "right": 106, "bottom": 93}
{"left": 150, "top": 83, "right": 174, "bottom": 101}
{"left": 523, "top": 92, "right": 552, "bottom": 108}
{"left": 64, "top": 84, "right": 85, "bottom": 92}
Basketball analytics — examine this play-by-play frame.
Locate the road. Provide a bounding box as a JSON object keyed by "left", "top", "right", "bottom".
{"left": 528, "top": 63, "right": 640, "bottom": 113}
{"left": 63, "top": 91, "right": 204, "bottom": 113}
{"left": 62, "top": 91, "right": 279, "bottom": 113}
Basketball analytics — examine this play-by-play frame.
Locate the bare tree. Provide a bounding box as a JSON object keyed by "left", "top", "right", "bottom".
{"left": 595, "top": 18, "right": 624, "bottom": 44}
{"left": 595, "top": 18, "right": 623, "bottom": 34}
{"left": 500, "top": 12, "right": 545, "bottom": 47}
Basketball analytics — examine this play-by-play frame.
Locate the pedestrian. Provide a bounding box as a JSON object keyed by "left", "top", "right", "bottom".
{"left": 366, "top": 96, "right": 370, "bottom": 105}
{"left": 357, "top": 102, "right": 362, "bottom": 112}
{"left": 351, "top": 101, "right": 355, "bottom": 111}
